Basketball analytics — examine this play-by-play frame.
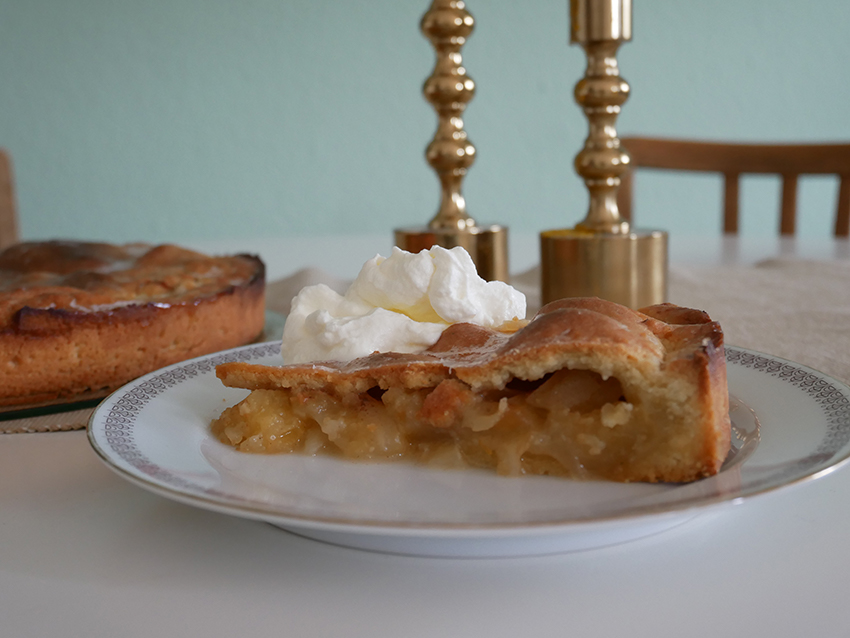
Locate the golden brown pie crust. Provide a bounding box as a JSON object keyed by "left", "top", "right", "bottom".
{"left": 0, "top": 240, "right": 265, "bottom": 409}
{"left": 215, "top": 297, "right": 730, "bottom": 483}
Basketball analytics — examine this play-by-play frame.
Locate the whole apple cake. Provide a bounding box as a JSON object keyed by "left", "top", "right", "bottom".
{"left": 0, "top": 240, "right": 265, "bottom": 409}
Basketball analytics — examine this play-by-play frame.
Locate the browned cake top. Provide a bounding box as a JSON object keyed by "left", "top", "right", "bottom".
{"left": 217, "top": 297, "right": 723, "bottom": 394}
{"left": 0, "top": 240, "right": 264, "bottom": 327}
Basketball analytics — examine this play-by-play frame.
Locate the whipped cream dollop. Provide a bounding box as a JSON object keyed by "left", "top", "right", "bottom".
{"left": 281, "top": 246, "right": 526, "bottom": 364}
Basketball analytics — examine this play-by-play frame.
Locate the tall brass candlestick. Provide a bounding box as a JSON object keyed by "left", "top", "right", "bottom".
{"left": 395, "top": 0, "right": 509, "bottom": 282}
{"left": 540, "top": 0, "right": 667, "bottom": 308}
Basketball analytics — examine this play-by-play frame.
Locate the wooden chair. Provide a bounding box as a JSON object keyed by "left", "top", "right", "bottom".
{"left": 0, "top": 149, "right": 19, "bottom": 249}
{"left": 617, "top": 137, "right": 850, "bottom": 237}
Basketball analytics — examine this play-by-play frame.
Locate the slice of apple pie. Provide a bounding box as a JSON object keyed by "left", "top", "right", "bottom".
{"left": 213, "top": 297, "right": 730, "bottom": 483}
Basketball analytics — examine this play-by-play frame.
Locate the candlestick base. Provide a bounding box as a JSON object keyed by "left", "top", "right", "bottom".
{"left": 395, "top": 224, "right": 509, "bottom": 283}
{"left": 540, "top": 228, "right": 668, "bottom": 308}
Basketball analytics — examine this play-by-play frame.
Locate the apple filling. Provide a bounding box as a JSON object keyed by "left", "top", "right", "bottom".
{"left": 210, "top": 367, "right": 666, "bottom": 480}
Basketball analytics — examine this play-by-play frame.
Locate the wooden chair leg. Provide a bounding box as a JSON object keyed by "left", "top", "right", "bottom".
{"left": 780, "top": 174, "right": 798, "bottom": 236}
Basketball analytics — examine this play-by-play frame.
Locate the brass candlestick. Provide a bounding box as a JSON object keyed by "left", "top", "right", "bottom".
{"left": 540, "top": 0, "right": 667, "bottom": 308}
{"left": 395, "top": 0, "right": 509, "bottom": 282}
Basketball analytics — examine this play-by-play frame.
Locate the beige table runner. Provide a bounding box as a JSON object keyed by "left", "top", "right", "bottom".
{"left": 4, "top": 258, "right": 848, "bottom": 434}
{"left": 668, "top": 259, "right": 850, "bottom": 385}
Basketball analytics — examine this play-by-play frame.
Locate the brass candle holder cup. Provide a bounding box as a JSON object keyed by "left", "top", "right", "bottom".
{"left": 540, "top": 0, "right": 667, "bottom": 308}
{"left": 394, "top": 0, "right": 509, "bottom": 282}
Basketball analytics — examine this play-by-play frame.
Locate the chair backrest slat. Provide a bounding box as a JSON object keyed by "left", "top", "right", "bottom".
{"left": 780, "top": 174, "right": 798, "bottom": 236}
{"left": 0, "top": 149, "right": 18, "bottom": 250}
{"left": 619, "top": 137, "right": 850, "bottom": 237}
{"left": 617, "top": 166, "right": 633, "bottom": 225}
{"left": 723, "top": 172, "right": 739, "bottom": 234}
{"left": 837, "top": 176, "right": 850, "bottom": 237}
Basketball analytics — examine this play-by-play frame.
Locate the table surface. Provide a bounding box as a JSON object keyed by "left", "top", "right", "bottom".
{"left": 3, "top": 233, "right": 850, "bottom": 638}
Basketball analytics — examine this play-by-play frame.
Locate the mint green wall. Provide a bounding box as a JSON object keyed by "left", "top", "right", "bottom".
{"left": 0, "top": 1, "right": 847, "bottom": 243}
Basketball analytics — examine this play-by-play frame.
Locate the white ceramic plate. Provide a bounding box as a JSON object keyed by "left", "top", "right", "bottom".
{"left": 88, "top": 343, "right": 850, "bottom": 558}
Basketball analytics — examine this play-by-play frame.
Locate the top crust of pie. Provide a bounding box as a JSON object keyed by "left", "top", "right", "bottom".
{"left": 0, "top": 240, "right": 265, "bottom": 409}
{"left": 217, "top": 297, "right": 730, "bottom": 481}
{"left": 218, "top": 297, "right": 717, "bottom": 395}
